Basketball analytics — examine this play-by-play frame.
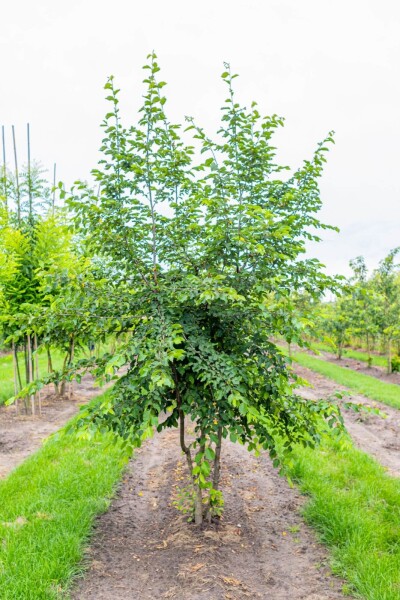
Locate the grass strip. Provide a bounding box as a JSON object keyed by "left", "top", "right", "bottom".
{"left": 0, "top": 391, "right": 130, "bottom": 599}
{"left": 293, "top": 351, "right": 400, "bottom": 410}
{"left": 288, "top": 435, "right": 400, "bottom": 600}
{"left": 0, "top": 350, "right": 65, "bottom": 405}
{"left": 312, "top": 343, "right": 387, "bottom": 368}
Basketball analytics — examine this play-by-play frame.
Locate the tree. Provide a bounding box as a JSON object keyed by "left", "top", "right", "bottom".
{"left": 372, "top": 249, "right": 400, "bottom": 373}
{"left": 54, "top": 54, "right": 342, "bottom": 525}
{"left": 347, "top": 256, "right": 379, "bottom": 365}
{"left": 0, "top": 160, "right": 99, "bottom": 409}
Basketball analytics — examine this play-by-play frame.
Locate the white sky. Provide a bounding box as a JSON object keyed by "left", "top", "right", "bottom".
{"left": 1, "top": 0, "right": 399, "bottom": 277}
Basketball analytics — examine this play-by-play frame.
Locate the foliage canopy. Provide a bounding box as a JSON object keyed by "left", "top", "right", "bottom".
{"left": 63, "top": 54, "right": 341, "bottom": 523}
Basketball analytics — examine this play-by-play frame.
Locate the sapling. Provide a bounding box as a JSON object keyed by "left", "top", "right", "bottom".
{"left": 43, "top": 55, "right": 345, "bottom": 524}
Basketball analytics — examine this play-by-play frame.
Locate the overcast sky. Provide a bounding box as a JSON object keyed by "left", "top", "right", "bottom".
{"left": 1, "top": 0, "right": 399, "bottom": 277}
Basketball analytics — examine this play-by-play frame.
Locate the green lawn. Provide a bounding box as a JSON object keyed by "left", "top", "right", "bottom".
{"left": 0, "top": 391, "right": 130, "bottom": 599}
{"left": 0, "top": 343, "right": 112, "bottom": 405}
{"left": 288, "top": 434, "right": 400, "bottom": 600}
{"left": 293, "top": 351, "right": 400, "bottom": 409}
{"left": 0, "top": 349, "right": 65, "bottom": 405}
{"left": 312, "top": 342, "right": 388, "bottom": 368}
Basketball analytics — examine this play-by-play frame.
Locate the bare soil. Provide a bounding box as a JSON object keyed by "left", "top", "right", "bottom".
{"left": 3, "top": 356, "right": 400, "bottom": 599}
{"left": 72, "top": 425, "right": 346, "bottom": 600}
{"left": 0, "top": 375, "right": 102, "bottom": 478}
{"left": 294, "top": 363, "right": 400, "bottom": 477}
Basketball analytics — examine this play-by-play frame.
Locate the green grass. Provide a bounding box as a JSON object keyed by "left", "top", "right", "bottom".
{"left": 0, "top": 343, "right": 113, "bottom": 405}
{"left": 0, "top": 350, "right": 65, "bottom": 405}
{"left": 288, "top": 435, "right": 400, "bottom": 600}
{"left": 312, "top": 342, "right": 388, "bottom": 368}
{"left": 0, "top": 391, "right": 130, "bottom": 599}
{"left": 293, "top": 351, "right": 400, "bottom": 409}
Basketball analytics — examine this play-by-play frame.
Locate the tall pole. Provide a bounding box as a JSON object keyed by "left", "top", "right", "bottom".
{"left": 1, "top": 125, "right": 7, "bottom": 213}
{"left": 27, "top": 123, "right": 33, "bottom": 221}
{"left": 52, "top": 162, "right": 56, "bottom": 215}
{"left": 11, "top": 125, "right": 21, "bottom": 225}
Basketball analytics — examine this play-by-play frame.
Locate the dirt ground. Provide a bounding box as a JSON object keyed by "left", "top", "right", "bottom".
{"left": 71, "top": 362, "right": 400, "bottom": 600}
{"left": 72, "top": 426, "right": 346, "bottom": 600}
{"left": 2, "top": 358, "right": 400, "bottom": 599}
{"left": 0, "top": 374, "right": 102, "bottom": 478}
{"left": 295, "top": 363, "right": 400, "bottom": 477}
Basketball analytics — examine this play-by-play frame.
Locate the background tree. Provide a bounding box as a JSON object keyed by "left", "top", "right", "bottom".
{"left": 371, "top": 248, "right": 400, "bottom": 373}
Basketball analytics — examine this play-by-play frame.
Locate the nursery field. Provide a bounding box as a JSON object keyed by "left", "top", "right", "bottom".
{"left": 2, "top": 355, "right": 400, "bottom": 598}
{"left": 1, "top": 55, "right": 400, "bottom": 600}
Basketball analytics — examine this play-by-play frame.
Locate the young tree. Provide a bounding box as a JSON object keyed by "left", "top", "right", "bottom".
{"left": 55, "top": 55, "right": 342, "bottom": 525}
{"left": 347, "top": 256, "right": 379, "bottom": 365}
{"left": 372, "top": 249, "right": 400, "bottom": 373}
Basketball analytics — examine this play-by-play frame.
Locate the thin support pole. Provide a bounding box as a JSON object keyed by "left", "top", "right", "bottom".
{"left": 27, "top": 123, "right": 33, "bottom": 220}
{"left": 52, "top": 163, "right": 56, "bottom": 214}
{"left": 11, "top": 125, "right": 21, "bottom": 225}
{"left": 1, "top": 125, "right": 7, "bottom": 212}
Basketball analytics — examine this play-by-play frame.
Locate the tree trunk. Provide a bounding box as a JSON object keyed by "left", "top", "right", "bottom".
{"left": 212, "top": 427, "right": 223, "bottom": 491}
{"left": 387, "top": 337, "right": 392, "bottom": 375}
{"left": 34, "top": 334, "right": 41, "bottom": 415}
{"left": 46, "top": 345, "right": 59, "bottom": 395}
{"left": 59, "top": 350, "right": 70, "bottom": 397}
{"left": 68, "top": 336, "right": 75, "bottom": 400}
{"left": 27, "top": 333, "right": 35, "bottom": 415}
{"left": 366, "top": 333, "right": 372, "bottom": 368}
{"left": 12, "top": 340, "right": 19, "bottom": 415}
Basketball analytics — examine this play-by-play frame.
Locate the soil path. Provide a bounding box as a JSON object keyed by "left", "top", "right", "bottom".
{"left": 294, "top": 363, "right": 400, "bottom": 477}
{"left": 0, "top": 374, "right": 103, "bottom": 478}
{"left": 72, "top": 426, "right": 345, "bottom": 600}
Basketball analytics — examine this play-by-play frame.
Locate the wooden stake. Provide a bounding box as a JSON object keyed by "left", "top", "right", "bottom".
{"left": 11, "top": 125, "right": 21, "bottom": 225}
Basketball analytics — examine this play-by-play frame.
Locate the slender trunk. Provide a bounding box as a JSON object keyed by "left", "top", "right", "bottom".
{"left": 387, "top": 337, "right": 392, "bottom": 375}
{"left": 59, "top": 351, "right": 70, "bottom": 397}
{"left": 12, "top": 341, "right": 18, "bottom": 415}
{"left": 34, "top": 334, "right": 41, "bottom": 416}
{"left": 212, "top": 427, "right": 223, "bottom": 491}
{"left": 205, "top": 426, "right": 223, "bottom": 523}
{"left": 23, "top": 340, "right": 29, "bottom": 413}
{"left": 366, "top": 332, "right": 372, "bottom": 368}
{"left": 68, "top": 336, "right": 75, "bottom": 400}
{"left": 287, "top": 342, "right": 292, "bottom": 358}
{"left": 172, "top": 362, "right": 203, "bottom": 525}
{"left": 27, "top": 333, "right": 35, "bottom": 415}
{"left": 46, "top": 345, "right": 59, "bottom": 395}
{"left": 179, "top": 410, "right": 203, "bottom": 525}
{"left": 15, "top": 344, "right": 23, "bottom": 390}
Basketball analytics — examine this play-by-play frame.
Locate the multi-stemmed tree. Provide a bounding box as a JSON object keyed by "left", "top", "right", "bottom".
{"left": 23, "top": 54, "right": 341, "bottom": 524}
